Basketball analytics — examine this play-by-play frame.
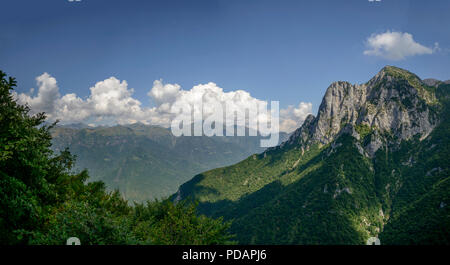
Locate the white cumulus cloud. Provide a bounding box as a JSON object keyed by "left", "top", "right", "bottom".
{"left": 14, "top": 73, "right": 312, "bottom": 133}
{"left": 364, "top": 31, "right": 436, "bottom": 60}
{"left": 279, "top": 102, "right": 313, "bottom": 132}
{"left": 14, "top": 74, "right": 154, "bottom": 125}
{"left": 15, "top": 73, "right": 60, "bottom": 115}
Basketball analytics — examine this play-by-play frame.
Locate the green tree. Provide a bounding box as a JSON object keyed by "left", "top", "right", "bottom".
{"left": 0, "top": 70, "right": 234, "bottom": 245}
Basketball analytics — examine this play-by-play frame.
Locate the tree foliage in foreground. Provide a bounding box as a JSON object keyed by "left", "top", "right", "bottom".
{"left": 0, "top": 70, "right": 234, "bottom": 245}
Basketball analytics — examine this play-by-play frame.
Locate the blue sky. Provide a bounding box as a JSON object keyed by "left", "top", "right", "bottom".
{"left": 1, "top": 0, "right": 449, "bottom": 130}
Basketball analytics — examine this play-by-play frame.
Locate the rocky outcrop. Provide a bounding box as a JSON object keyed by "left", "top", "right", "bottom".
{"left": 423, "top": 78, "right": 441, "bottom": 87}
{"left": 287, "top": 66, "right": 439, "bottom": 157}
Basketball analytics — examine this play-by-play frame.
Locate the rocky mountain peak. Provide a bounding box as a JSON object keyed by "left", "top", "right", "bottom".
{"left": 287, "top": 66, "right": 439, "bottom": 156}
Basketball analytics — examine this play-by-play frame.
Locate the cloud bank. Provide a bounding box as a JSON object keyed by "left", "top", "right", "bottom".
{"left": 14, "top": 73, "right": 312, "bottom": 133}
{"left": 364, "top": 31, "right": 437, "bottom": 60}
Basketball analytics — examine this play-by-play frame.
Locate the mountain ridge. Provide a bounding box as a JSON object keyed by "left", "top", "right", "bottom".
{"left": 176, "top": 66, "right": 450, "bottom": 244}
{"left": 51, "top": 123, "right": 288, "bottom": 202}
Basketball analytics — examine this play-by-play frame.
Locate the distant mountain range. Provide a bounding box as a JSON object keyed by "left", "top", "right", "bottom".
{"left": 51, "top": 123, "right": 288, "bottom": 202}
{"left": 176, "top": 66, "right": 450, "bottom": 245}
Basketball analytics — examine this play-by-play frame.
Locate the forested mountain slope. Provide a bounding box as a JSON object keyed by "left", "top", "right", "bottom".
{"left": 177, "top": 66, "right": 450, "bottom": 244}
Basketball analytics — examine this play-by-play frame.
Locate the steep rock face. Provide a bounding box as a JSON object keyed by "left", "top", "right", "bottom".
{"left": 287, "top": 66, "right": 438, "bottom": 156}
